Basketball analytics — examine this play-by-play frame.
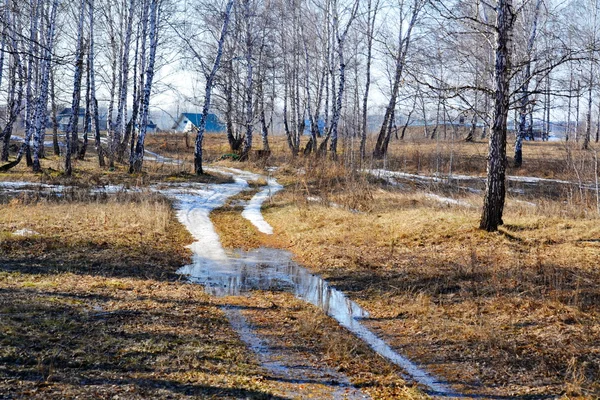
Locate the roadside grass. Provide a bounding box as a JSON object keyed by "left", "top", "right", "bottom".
{"left": 0, "top": 196, "right": 287, "bottom": 399}
{"left": 253, "top": 164, "right": 600, "bottom": 398}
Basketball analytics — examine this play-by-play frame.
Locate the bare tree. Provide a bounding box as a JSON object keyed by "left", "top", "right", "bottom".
{"left": 32, "top": 0, "right": 60, "bottom": 172}
{"left": 360, "top": 0, "right": 380, "bottom": 160}
{"left": 372, "top": 0, "right": 425, "bottom": 160}
{"left": 89, "top": 0, "right": 105, "bottom": 166}
{"left": 130, "top": 0, "right": 161, "bottom": 172}
{"left": 480, "top": 0, "right": 515, "bottom": 232}
{"left": 514, "top": 0, "right": 543, "bottom": 167}
{"left": 64, "top": 0, "right": 87, "bottom": 176}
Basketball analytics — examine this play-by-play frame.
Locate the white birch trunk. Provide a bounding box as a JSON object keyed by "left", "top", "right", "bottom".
{"left": 113, "top": 0, "right": 136, "bottom": 161}
{"left": 32, "top": 0, "right": 59, "bottom": 172}
{"left": 480, "top": 0, "right": 514, "bottom": 232}
{"left": 130, "top": 0, "right": 160, "bottom": 172}
{"left": 241, "top": 0, "right": 254, "bottom": 160}
{"left": 514, "top": 0, "right": 542, "bottom": 167}
{"left": 89, "top": 0, "right": 105, "bottom": 166}
{"left": 65, "top": 0, "right": 87, "bottom": 176}
{"left": 193, "top": 0, "right": 234, "bottom": 174}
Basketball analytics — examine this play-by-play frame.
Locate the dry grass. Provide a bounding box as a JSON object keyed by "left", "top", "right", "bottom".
{"left": 203, "top": 159, "right": 600, "bottom": 398}
{"left": 4, "top": 128, "right": 600, "bottom": 397}
{"left": 218, "top": 292, "right": 427, "bottom": 399}
{"left": 5, "top": 127, "right": 600, "bottom": 187}
{"left": 0, "top": 135, "right": 233, "bottom": 187}
{"left": 0, "top": 196, "right": 288, "bottom": 399}
{"left": 375, "top": 126, "right": 600, "bottom": 183}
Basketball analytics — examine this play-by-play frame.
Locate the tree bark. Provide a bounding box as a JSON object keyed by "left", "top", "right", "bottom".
{"left": 514, "top": 0, "right": 542, "bottom": 168}
{"left": 373, "top": 0, "right": 422, "bottom": 159}
{"left": 32, "top": 0, "right": 59, "bottom": 172}
{"left": 64, "top": 0, "right": 87, "bottom": 176}
{"left": 130, "top": 0, "right": 160, "bottom": 172}
{"left": 191, "top": 0, "right": 234, "bottom": 173}
{"left": 480, "top": 0, "right": 514, "bottom": 232}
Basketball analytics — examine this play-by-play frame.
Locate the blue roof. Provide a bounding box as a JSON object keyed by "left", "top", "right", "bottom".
{"left": 304, "top": 118, "right": 325, "bottom": 135}
{"left": 181, "top": 113, "right": 225, "bottom": 132}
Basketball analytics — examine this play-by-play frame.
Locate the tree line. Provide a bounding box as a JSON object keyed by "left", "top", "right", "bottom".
{"left": 0, "top": 0, "right": 597, "bottom": 231}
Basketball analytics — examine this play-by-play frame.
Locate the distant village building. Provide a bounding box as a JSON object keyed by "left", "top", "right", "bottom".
{"left": 55, "top": 108, "right": 158, "bottom": 133}
{"left": 172, "top": 113, "right": 225, "bottom": 133}
{"left": 136, "top": 120, "right": 158, "bottom": 133}
{"left": 303, "top": 118, "right": 325, "bottom": 136}
{"left": 56, "top": 107, "right": 107, "bottom": 132}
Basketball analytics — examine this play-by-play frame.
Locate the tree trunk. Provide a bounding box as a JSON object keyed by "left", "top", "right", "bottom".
{"left": 373, "top": 1, "right": 421, "bottom": 159}
{"left": 192, "top": 0, "right": 234, "bottom": 173}
{"left": 360, "top": 0, "right": 378, "bottom": 161}
{"left": 130, "top": 0, "right": 159, "bottom": 173}
{"left": 65, "top": 0, "right": 87, "bottom": 176}
{"left": 480, "top": 0, "right": 513, "bottom": 232}
{"left": 514, "top": 0, "right": 542, "bottom": 168}
{"left": 0, "top": 3, "right": 25, "bottom": 169}
{"left": 50, "top": 70, "right": 60, "bottom": 156}
{"left": 113, "top": 0, "right": 135, "bottom": 162}
{"left": 32, "top": 0, "right": 59, "bottom": 172}
{"left": 89, "top": 0, "right": 105, "bottom": 167}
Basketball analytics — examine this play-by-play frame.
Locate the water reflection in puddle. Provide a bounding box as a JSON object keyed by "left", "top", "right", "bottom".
{"left": 180, "top": 247, "right": 368, "bottom": 320}
{"left": 178, "top": 247, "right": 455, "bottom": 396}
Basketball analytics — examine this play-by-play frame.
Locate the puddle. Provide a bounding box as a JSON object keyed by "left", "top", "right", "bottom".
{"left": 178, "top": 247, "right": 454, "bottom": 396}
{"left": 179, "top": 247, "right": 369, "bottom": 321}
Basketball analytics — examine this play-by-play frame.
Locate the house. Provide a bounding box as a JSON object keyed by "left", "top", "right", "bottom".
{"left": 303, "top": 118, "right": 325, "bottom": 136}
{"left": 136, "top": 120, "right": 158, "bottom": 134}
{"left": 56, "top": 107, "right": 107, "bottom": 131}
{"left": 172, "top": 113, "right": 225, "bottom": 133}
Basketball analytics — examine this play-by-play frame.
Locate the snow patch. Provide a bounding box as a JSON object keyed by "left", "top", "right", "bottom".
{"left": 241, "top": 178, "right": 283, "bottom": 234}
{"left": 424, "top": 193, "right": 472, "bottom": 208}
{"left": 166, "top": 180, "right": 250, "bottom": 276}
{"left": 206, "top": 166, "right": 282, "bottom": 235}
{"left": 12, "top": 229, "right": 40, "bottom": 236}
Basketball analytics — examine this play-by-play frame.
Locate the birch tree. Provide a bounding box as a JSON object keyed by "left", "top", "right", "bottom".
{"left": 316, "top": 0, "right": 359, "bottom": 158}
{"left": 196, "top": 0, "right": 234, "bottom": 173}
{"left": 240, "top": 0, "right": 255, "bottom": 160}
{"left": 480, "top": 0, "right": 515, "bottom": 232}
{"left": 89, "top": 0, "right": 105, "bottom": 166}
{"left": 130, "top": 0, "right": 160, "bottom": 172}
{"left": 32, "top": 0, "right": 60, "bottom": 172}
{"left": 514, "top": 0, "right": 543, "bottom": 167}
{"left": 65, "top": 0, "right": 87, "bottom": 176}
{"left": 111, "top": 0, "right": 135, "bottom": 165}
{"left": 0, "top": 0, "right": 24, "bottom": 165}
{"left": 372, "top": 0, "right": 425, "bottom": 160}
{"left": 360, "top": 0, "right": 380, "bottom": 160}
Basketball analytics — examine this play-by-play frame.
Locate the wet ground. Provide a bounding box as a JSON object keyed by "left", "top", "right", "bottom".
{"left": 165, "top": 168, "right": 456, "bottom": 397}
{"left": 6, "top": 165, "right": 585, "bottom": 397}
{"left": 0, "top": 166, "right": 456, "bottom": 398}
